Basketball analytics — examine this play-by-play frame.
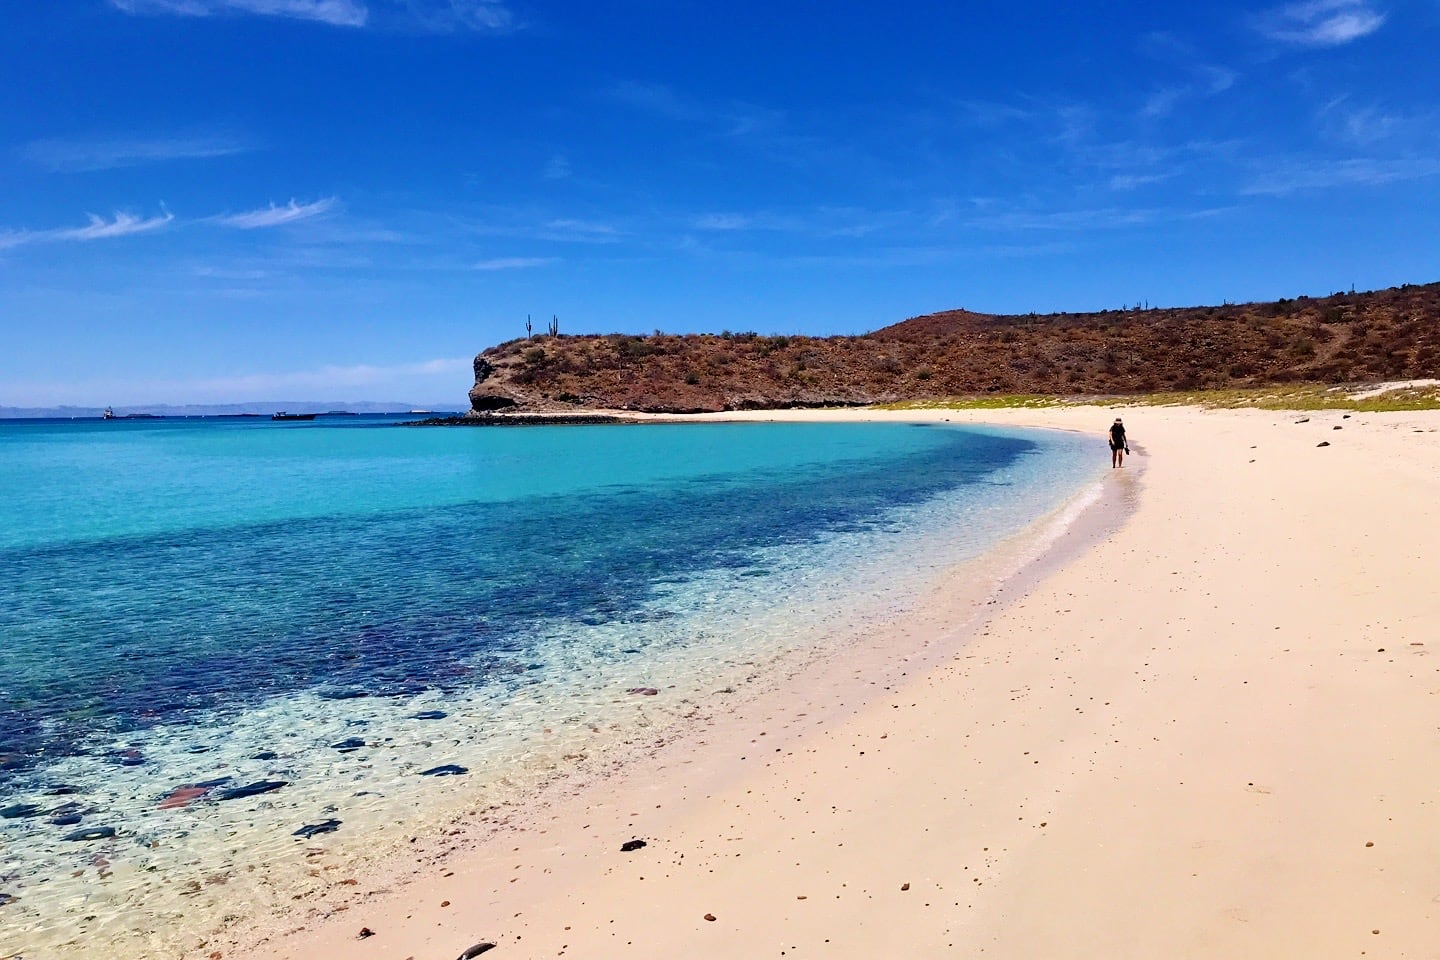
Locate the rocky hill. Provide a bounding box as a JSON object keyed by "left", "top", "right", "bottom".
{"left": 469, "top": 282, "right": 1440, "bottom": 414}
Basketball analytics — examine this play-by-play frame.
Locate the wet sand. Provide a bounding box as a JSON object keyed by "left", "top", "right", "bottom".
{"left": 218, "top": 404, "right": 1440, "bottom": 959}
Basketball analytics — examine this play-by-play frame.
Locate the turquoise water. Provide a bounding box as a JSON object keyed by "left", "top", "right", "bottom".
{"left": 0, "top": 415, "right": 1101, "bottom": 955}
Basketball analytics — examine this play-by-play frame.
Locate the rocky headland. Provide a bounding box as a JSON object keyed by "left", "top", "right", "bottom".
{"left": 467, "top": 281, "right": 1440, "bottom": 414}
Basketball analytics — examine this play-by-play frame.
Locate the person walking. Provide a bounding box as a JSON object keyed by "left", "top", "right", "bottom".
{"left": 1109, "top": 417, "right": 1129, "bottom": 468}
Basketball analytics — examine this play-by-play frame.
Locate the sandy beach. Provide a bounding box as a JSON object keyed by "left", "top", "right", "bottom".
{"left": 219, "top": 404, "right": 1440, "bottom": 960}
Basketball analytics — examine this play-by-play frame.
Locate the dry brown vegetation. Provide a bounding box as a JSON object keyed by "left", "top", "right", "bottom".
{"left": 468, "top": 281, "right": 1440, "bottom": 414}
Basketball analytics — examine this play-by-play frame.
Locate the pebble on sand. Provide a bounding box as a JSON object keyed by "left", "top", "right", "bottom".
{"left": 420, "top": 764, "right": 469, "bottom": 777}
{"left": 457, "top": 943, "right": 496, "bottom": 958}
{"left": 293, "top": 819, "right": 343, "bottom": 839}
{"left": 620, "top": 839, "right": 647, "bottom": 852}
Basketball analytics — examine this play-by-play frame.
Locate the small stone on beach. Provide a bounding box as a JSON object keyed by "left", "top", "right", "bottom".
{"left": 293, "top": 819, "right": 343, "bottom": 839}
{"left": 215, "top": 780, "right": 287, "bottom": 801}
{"left": 704, "top": 913, "right": 717, "bottom": 922}
{"left": 620, "top": 839, "right": 647, "bottom": 852}
{"left": 900, "top": 882, "right": 910, "bottom": 891}
{"left": 1317, "top": 441, "right": 1330, "bottom": 447}
{"left": 627, "top": 687, "right": 659, "bottom": 696}
{"left": 457, "top": 943, "right": 496, "bottom": 958}
{"left": 358, "top": 927, "right": 375, "bottom": 939}
{"left": 421, "top": 764, "right": 468, "bottom": 777}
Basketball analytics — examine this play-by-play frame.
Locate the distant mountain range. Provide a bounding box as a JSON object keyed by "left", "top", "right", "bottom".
{"left": 0, "top": 401, "right": 462, "bottom": 419}
{"left": 468, "top": 280, "right": 1440, "bottom": 413}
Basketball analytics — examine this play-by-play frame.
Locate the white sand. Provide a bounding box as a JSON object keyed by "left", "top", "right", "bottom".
{"left": 214, "top": 404, "right": 1440, "bottom": 959}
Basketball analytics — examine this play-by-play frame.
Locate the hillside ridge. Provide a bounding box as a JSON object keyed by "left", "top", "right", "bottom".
{"left": 469, "top": 281, "right": 1440, "bottom": 414}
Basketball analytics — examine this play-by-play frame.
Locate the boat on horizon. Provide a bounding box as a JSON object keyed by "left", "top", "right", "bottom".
{"left": 271, "top": 412, "right": 318, "bottom": 421}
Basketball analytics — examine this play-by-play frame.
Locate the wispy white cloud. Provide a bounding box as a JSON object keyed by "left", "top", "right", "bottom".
{"left": 1136, "top": 32, "right": 1238, "bottom": 119}
{"left": 1255, "top": 0, "right": 1386, "bottom": 46}
{"left": 396, "top": 0, "right": 515, "bottom": 32}
{"left": 0, "top": 210, "right": 174, "bottom": 250}
{"left": 604, "top": 80, "right": 785, "bottom": 141}
{"left": 110, "top": 0, "right": 368, "bottom": 26}
{"left": 1242, "top": 156, "right": 1440, "bottom": 194}
{"left": 540, "top": 218, "right": 621, "bottom": 242}
{"left": 693, "top": 213, "right": 751, "bottom": 231}
{"left": 20, "top": 134, "right": 252, "bottom": 172}
{"left": 472, "top": 256, "right": 557, "bottom": 270}
{"left": 109, "top": 0, "right": 517, "bottom": 31}
{"left": 1108, "top": 172, "right": 1177, "bottom": 191}
{"left": 1317, "top": 96, "right": 1435, "bottom": 147}
{"left": 218, "top": 197, "right": 339, "bottom": 228}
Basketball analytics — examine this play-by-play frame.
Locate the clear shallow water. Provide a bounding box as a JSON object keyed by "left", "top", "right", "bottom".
{"left": 0, "top": 416, "right": 1101, "bottom": 956}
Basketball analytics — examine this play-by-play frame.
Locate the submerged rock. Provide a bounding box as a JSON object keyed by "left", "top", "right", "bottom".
{"left": 64, "top": 826, "right": 116, "bottom": 842}
{"left": 0, "top": 803, "right": 42, "bottom": 819}
{"left": 332, "top": 737, "right": 367, "bottom": 752}
{"left": 318, "top": 688, "right": 369, "bottom": 701}
{"left": 0, "top": 892, "right": 15, "bottom": 906}
{"left": 252, "top": 751, "right": 279, "bottom": 761}
{"left": 158, "top": 786, "right": 209, "bottom": 810}
{"left": 293, "top": 818, "right": 342, "bottom": 839}
{"left": 410, "top": 710, "right": 447, "bottom": 720}
{"left": 49, "top": 809, "right": 84, "bottom": 827}
{"left": 215, "top": 780, "right": 288, "bottom": 801}
{"left": 420, "top": 764, "right": 468, "bottom": 777}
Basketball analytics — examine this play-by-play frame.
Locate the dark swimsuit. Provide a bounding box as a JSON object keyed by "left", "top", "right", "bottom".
{"left": 1109, "top": 424, "right": 1126, "bottom": 451}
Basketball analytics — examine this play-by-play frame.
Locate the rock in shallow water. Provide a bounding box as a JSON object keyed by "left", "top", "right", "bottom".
{"left": 0, "top": 803, "right": 42, "bottom": 819}
{"left": 410, "top": 710, "right": 447, "bottom": 720}
{"left": 420, "top": 764, "right": 468, "bottom": 777}
{"left": 64, "top": 826, "right": 116, "bottom": 842}
{"left": 293, "top": 818, "right": 342, "bottom": 839}
{"left": 332, "top": 737, "right": 367, "bottom": 752}
{"left": 215, "top": 780, "right": 288, "bottom": 801}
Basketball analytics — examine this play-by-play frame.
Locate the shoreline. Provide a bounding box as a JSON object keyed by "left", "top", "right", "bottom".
{"left": 128, "top": 404, "right": 1440, "bottom": 957}
{"left": 213, "top": 408, "right": 1139, "bottom": 960}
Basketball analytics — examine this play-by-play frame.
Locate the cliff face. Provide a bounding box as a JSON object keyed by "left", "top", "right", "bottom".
{"left": 468, "top": 282, "right": 1440, "bottom": 414}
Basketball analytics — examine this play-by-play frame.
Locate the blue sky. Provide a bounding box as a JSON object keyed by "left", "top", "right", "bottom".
{"left": 2, "top": 0, "right": 1437, "bottom": 406}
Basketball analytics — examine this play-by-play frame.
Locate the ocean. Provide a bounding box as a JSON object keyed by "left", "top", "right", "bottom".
{"left": 0, "top": 414, "right": 1102, "bottom": 956}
